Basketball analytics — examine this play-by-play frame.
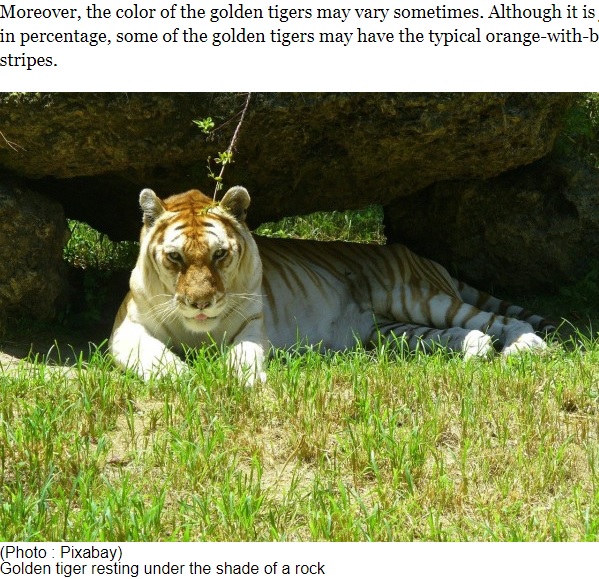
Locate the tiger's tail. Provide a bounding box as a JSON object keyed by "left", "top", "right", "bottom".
{"left": 453, "top": 279, "right": 557, "bottom": 334}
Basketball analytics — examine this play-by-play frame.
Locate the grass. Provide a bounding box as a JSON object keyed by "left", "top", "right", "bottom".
{"left": 2, "top": 338, "right": 598, "bottom": 541}
{"left": 63, "top": 219, "right": 139, "bottom": 271}
{"left": 1, "top": 207, "right": 598, "bottom": 541}
{"left": 255, "top": 205, "right": 385, "bottom": 244}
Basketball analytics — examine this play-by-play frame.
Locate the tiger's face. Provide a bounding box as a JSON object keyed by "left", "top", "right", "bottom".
{"left": 135, "top": 186, "right": 259, "bottom": 334}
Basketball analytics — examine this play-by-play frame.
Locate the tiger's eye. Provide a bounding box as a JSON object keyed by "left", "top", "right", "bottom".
{"left": 213, "top": 248, "right": 228, "bottom": 261}
{"left": 166, "top": 251, "right": 183, "bottom": 263}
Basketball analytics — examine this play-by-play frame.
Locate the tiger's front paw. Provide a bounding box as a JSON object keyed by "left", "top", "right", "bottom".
{"left": 228, "top": 341, "right": 267, "bottom": 387}
{"left": 462, "top": 330, "right": 494, "bottom": 360}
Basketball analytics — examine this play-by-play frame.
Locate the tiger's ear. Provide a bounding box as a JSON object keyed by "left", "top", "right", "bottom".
{"left": 139, "top": 188, "right": 165, "bottom": 227}
{"left": 220, "top": 186, "right": 250, "bottom": 222}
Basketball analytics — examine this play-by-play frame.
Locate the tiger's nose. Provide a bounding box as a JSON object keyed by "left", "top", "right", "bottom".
{"left": 175, "top": 293, "right": 211, "bottom": 310}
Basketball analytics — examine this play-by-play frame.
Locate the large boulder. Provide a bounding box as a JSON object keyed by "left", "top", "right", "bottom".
{"left": 0, "top": 181, "right": 69, "bottom": 323}
{"left": 0, "top": 93, "right": 572, "bottom": 239}
{"left": 384, "top": 155, "right": 599, "bottom": 293}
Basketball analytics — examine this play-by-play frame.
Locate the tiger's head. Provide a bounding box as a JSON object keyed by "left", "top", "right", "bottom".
{"left": 132, "top": 186, "right": 262, "bottom": 335}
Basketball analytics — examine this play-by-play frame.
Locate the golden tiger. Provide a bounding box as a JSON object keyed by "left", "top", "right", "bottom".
{"left": 109, "top": 186, "right": 553, "bottom": 384}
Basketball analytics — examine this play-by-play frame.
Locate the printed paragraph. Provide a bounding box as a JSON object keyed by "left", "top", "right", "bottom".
{"left": 1, "top": 1, "right": 599, "bottom": 71}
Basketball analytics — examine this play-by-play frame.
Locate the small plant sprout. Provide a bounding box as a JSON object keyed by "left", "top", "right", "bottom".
{"left": 192, "top": 117, "right": 215, "bottom": 135}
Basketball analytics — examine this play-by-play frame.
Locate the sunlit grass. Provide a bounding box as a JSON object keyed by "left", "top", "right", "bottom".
{"left": 63, "top": 219, "right": 139, "bottom": 271}
{"left": 256, "top": 206, "right": 385, "bottom": 244}
{"left": 1, "top": 333, "right": 599, "bottom": 541}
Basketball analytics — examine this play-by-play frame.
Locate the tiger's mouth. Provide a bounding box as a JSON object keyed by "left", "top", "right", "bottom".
{"left": 195, "top": 312, "right": 213, "bottom": 321}
{"left": 180, "top": 305, "right": 224, "bottom": 326}
{"left": 180, "top": 309, "right": 221, "bottom": 332}
{"left": 183, "top": 309, "right": 219, "bottom": 323}
{"left": 176, "top": 297, "right": 227, "bottom": 326}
